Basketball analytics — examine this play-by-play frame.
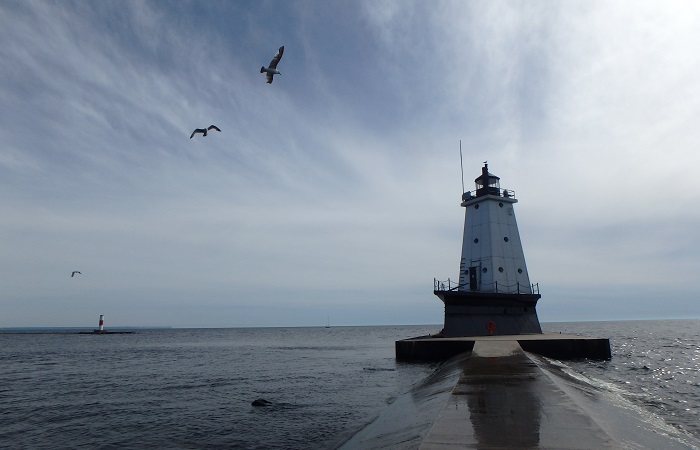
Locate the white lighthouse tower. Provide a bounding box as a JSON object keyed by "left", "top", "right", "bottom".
{"left": 435, "top": 163, "right": 542, "bottom": 337}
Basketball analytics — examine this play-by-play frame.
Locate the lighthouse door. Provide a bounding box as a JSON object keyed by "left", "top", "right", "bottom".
{"left": 469, "top": 267, "right": 478, "bottom": 290}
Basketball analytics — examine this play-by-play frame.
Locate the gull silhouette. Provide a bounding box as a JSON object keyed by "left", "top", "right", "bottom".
{"left": 71, "top": 271, "right": 81, "bottom": 277}
{"left": 190, "top": 125, "right": 221, "bottom": 139}
{"left": 260, "top": 46, "right": 284, "bottom": 84}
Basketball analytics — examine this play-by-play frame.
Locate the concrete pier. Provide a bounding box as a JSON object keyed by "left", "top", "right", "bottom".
{"left": 396, "top": 333, "right": 611, "bottom": 361}
{"left": 77, "top": 330, "right": 134, "bottom": 334}
{"left": 419, "top": 340, "right": 617, "bottom": 449}
{"left": 413, "top": 340, "right": 699, "bottom": 450}
{"left": 335, "top": 339, "right": 700, "bottom": 449}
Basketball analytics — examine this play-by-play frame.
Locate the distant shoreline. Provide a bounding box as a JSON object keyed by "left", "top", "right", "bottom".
{"left": 1, "top": 319, "right": 697, "bottom": 333}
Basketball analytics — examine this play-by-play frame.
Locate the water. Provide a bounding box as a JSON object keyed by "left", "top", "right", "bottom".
{"left": 0, "top": 326, "right": 438, "bottom": 449}
{"left": 543, "top": 319, "right": 700, "bottom": 438}
{"left": 1, "top": 320, "right": 699, "bottom": 448}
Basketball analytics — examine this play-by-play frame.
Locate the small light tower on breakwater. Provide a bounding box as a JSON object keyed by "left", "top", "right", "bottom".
{"left": 434, "top": 162, "right": 542, "bottom": 337}
{"left": 78, "top": 314, "right": 134, "bottom": 334}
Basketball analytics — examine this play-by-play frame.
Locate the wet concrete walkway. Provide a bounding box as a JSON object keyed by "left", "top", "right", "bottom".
{"left": 419, "top": 340, "right": 617, "bottom": 449}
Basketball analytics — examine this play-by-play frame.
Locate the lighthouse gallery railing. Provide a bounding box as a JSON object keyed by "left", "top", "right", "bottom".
{"left": 434, "top": 278, "right": 539, "bottom": 295}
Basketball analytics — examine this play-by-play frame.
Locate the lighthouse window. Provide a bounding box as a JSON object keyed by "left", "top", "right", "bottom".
{"left": 499, "top": 202, "right": 503, "bottom": 207}
{"left": 503, "top": 237, "right": 509, "bottom": 242}
{"left": 473, "top": 238, "right": 479, "bottom": 244}
{"left": 498, "top": 267, "right": 504, "bottom": 272}
{"left": 474, "top": 204, "right": 479, "bottom": 209}
{"left": 463, "top": 269, "right": 469, "bottom": 275}
{"left": 482, "top": 267, "right": 487, "bottom": 273}
{"left": 518, "top": 268, "right": 523, "bottom": 274}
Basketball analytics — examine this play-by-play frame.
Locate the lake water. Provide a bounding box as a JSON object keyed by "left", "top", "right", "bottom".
{"left": 1, "top": 320, "right": 698, "bottom": 448}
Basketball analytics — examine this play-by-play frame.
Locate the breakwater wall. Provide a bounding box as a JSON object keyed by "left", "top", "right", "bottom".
{"left": 340, "top": 338, "right": 700, "bottom": 449}
{"left": 395, "top": 333, "right": 611, "bottom": 361}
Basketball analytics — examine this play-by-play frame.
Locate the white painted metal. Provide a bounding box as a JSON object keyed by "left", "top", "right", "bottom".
{"left": 457, "top": 169, "right": 532, "bottom": 294}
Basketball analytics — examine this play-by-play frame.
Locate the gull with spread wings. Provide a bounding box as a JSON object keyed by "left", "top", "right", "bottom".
{"left": 190, "top": 125, "right": 221, "bottom": 139}
{"left": 260, "top": 46, "right": 284, "bottom": 84}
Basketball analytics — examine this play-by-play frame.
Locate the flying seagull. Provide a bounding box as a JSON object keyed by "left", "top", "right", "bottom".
{"left": 71, "top": 271, "right": 81, "bottom": 277}
{"left": 190, "top": 125, "right": 221, "bottom": 139}
{"left": 260, "top": 46, "right": 284, "bottom": 84}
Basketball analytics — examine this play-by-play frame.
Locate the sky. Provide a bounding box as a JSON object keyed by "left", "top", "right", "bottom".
{"left": 1, "top": 0, "right": 700, "bottom": 328}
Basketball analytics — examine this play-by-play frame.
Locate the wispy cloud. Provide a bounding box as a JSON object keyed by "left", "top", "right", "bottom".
{"left": 2, "top": 1, "right": 699, "bottom": 327}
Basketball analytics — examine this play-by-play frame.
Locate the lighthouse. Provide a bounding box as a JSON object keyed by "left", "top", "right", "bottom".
{"left": 435, "top": 163, "right": 542, "bottom": 337}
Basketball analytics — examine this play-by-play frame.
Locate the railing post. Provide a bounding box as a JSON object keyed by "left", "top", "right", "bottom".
{"left": 495, "top": 281, "right": 498, "bottom": 293}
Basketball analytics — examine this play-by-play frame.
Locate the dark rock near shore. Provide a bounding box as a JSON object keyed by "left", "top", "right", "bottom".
{"left": 251, "top": 398, "right": 272, "bottom": 407}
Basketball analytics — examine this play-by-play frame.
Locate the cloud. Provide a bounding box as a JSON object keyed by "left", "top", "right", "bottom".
{"left": 2, "top": 1, "right": 700, "bottom": 327}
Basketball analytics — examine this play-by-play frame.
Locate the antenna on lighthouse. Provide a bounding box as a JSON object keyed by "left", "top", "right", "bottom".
{"left": 459, "top": 140, "right": 465, "bottom": 194}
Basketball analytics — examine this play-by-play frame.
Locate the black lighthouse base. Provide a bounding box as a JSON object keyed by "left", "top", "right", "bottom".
{"left": 435, "top": 290, "right": 542, "bottom": 337}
